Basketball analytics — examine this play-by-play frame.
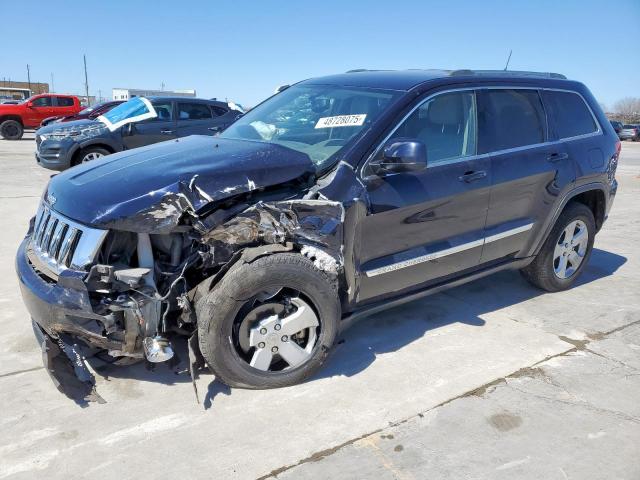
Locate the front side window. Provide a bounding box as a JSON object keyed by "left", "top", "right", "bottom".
{"left": 178, "top": 102, "right": 212, "bottom": 120}
{"left": 478, "top": 89, "right": 546, "bottom": 153}
{"left": 56, "top": 97, "right": 75, "bottom": 107}
{"left": 220, "top": 84, "right": 401, "bottom": 171}
{"left": 31, "top": 96, "right": 52, "bottom": 107}
{"left": 544, "top": 91, "right": 597, "bottom": 139}
{"left": 386, "top": 91, "right": 477, "bottom": 164}
{"left": 150, "top": 101, "right": 173, "bottom": 122}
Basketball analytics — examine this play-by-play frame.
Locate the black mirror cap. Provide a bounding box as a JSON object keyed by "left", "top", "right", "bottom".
{"left": 375, "top": 139, "right": 427, "bottom": 174}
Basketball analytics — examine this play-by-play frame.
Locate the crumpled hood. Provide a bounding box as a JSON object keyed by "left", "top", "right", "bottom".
{"left": 46, "top": 135, "right": 315, "bottom": 233}
{"left": 36, "top": 119, "right": 104, "bottom": 136}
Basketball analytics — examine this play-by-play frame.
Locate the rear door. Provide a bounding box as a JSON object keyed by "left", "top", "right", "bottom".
{"left": 52, "top": 96, "right": 77, "bottom": 116}
{"left": 122, "top": 99, "right": 177, "bottom": 149}
{"left": 479, "top": 88, "right": 574, "bottom": 263}
{"left": 358, "top": 89, "right": 492, "bottom": 303}
{"left": 176, "top": 101, "right": 221, "bottom": 136}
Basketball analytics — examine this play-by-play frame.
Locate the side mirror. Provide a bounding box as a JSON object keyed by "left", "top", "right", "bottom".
{"left": 27, "top": 101, "right": 34, "bottom": 108}
{"left": 371, "top": 139, "right": 427, "bottom": 175}
{"left": 122, "top": 123, "right": 135, "bottom": 136}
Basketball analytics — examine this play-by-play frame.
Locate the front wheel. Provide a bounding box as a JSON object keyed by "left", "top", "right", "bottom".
{"left": 521, "top": 202, "right": 595, "bottom": 292}
{"left": 0, "top": 120, "right": 24, "bottom": 140}
{"left": 196, "top": 253, "right": 340, "bottom": 389}
{"left": 75, "top": 146, "right": 110, "bottom": 165}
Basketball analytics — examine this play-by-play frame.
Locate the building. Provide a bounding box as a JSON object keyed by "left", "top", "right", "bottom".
{"left": 0, "top": 80, "right": 49, "bottom": 100}
{"left": 112, "top": 88, "right": 196, "bottom": 101}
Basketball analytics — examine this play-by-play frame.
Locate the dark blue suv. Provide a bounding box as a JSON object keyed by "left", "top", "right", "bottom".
{"left": 35, "top": 96, "right": 243, "bottom": 170}
{"left": 17, "top": 69, "right": 619, "bottom": 402}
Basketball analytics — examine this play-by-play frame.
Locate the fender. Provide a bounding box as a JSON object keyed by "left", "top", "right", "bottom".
{"left": 76, "top": 136, "right": 120, "bottom": 153}
{"left": 526, "top": 181, "right": 609, "bottom": 257}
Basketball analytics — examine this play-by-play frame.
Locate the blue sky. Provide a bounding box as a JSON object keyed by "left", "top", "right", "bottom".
{"left": 1, "top": 0, "right": 638, "bottom": 108}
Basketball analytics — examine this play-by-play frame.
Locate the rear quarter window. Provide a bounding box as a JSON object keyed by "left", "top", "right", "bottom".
{"left": 211, "top": 106, "right": 228, "bottom": 116}
{"left": 544, "top": 90, "right": 598, "bottom": 139}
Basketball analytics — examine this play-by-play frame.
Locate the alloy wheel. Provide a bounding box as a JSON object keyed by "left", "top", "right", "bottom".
{"left": 82, "top": 152, "right": 104, "bottom": 162}
{"left": 553, "top": 219, "right": 588, "bottom": 279}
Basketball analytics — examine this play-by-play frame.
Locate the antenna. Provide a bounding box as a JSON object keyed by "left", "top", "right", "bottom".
{"left": 504, "top": 50, "right": 512, "bottom": 71}
{"left": 83, "top": 54, "right": 90, "bottom": 106}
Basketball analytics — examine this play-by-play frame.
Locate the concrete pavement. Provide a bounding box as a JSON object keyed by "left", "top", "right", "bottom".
{"left": 0, "top": 136, "right": 638, "bottom": 479}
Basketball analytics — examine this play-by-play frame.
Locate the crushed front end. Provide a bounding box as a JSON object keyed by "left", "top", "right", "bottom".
{"left": 16, "top": 201, "right": 192, "bottom": 404}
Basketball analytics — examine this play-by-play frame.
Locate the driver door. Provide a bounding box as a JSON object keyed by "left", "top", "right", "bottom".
{"left": 122, "top": 100, "right": 177, "bottom": 149}
{"left": 357, "top": 90, "right": 492, "bottom": 303}
{"left": 25, "top": 96, "right": 55, "bottom": 126}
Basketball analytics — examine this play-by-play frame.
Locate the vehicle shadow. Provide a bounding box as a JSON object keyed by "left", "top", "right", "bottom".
{"left": 88, "top": 248, "right": 626, "bottom": 401}
{"left": 312, "top": 248, "right": 626, "bottom": 382}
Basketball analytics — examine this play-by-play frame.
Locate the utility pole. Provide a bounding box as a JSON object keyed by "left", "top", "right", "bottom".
{"left": 83, "top": 54, "right": 90, "bottom": 106}
{"left": 161, "top": 81, "right": 165, "bottom": 91}
{"left": 504, "top": 50, "right": 512, "bottom": 71}
{"left": 26, "top": 64, "right": 31, "bottom": 93}
{"left": 50, "top": 72, "right": 54, "bottom": 93}
{"left": 98, "top": 89, "right": 102, "bottom": 102}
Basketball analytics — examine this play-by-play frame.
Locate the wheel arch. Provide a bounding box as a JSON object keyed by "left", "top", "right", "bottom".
{"left": 0, "top": 115, "right": 24, "bottom": 126}
{"left": 71, "top": 142, "right": 116, "bottom": 165}
{"left": 532, "top": 183, "right": 607, "bottom": 256}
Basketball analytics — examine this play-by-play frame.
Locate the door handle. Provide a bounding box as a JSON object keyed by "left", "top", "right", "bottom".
{"left": 458, "top": 170, "right": 487, "bottom": 183}
{"left": 161, "top": 130, "right": 173, "bottom": 134}
{"left": 547, "top": 152, "right": 569, "bottom": 162}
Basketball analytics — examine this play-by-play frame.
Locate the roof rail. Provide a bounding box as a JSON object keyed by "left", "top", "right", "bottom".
{"left": 450, "top": 69, "right": 567, "bottom": 79}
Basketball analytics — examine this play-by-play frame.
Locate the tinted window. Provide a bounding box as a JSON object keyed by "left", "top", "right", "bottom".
{"left": 150, "top": 101, "right": 173, "bottom": 121}
{"left": 388, "top": 91, "right": 477, "bottom": 164}
{"left": 178, "top": 102, "right": 212, "bottom": 120}
{"left": 211, "top": 106, "right": 228, "bottom": 116}
{"left": 478, "top": 89, "right": 545, "bottom": 153}
{"left": 545, "top": 90, "right": 597, "bottom": 139}
{"left": 56, "top": 97, "right": 75, "bottom": 107}
{"left": 31, "top": 97, "right": 52, "bottom": 107}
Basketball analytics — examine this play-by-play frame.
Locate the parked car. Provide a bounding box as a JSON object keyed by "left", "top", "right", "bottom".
{"left": 0, "top": 94, "right": 82, "bottom": 139}
{"left": 619, "top": 124, "right": 639, "bottom": 141}
{"left": 610, "top": 120, "right": 623, "bottom": 137}
{"left": 40, "top": 100, "right": 125, "bottom": 127}
{"left": 35, "top": 96, "right": 243, "bottom": 170}
{"left": 17, "top": 69, "right": 619, "bottom": 403}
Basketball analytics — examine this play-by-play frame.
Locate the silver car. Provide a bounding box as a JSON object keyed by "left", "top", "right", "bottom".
{"left": 620, "top": 124, "right": 639, "bottom": 141}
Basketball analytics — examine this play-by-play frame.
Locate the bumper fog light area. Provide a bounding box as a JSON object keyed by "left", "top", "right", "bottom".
{"left": 143, "top": 336, "right": 174, "bottom": 363}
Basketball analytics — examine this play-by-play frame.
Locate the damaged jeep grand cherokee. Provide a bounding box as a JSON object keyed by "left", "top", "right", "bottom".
{"left": 16, "top": 69, "right": 619, "bottom": 403}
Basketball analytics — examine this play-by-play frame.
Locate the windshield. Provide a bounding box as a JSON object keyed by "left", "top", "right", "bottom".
{"left": 78, "top": 105, "right": 96, "bottom": 115}
{"left": 98, "top": 97, "right": 157, "bottom": 131}
{"left": 220, "top": 84, "right": 401, "bottom": 170}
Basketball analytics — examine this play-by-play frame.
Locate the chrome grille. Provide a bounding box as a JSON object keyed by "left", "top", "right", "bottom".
{"left": 30, "top": 202, "right": 108, "bottom": 275}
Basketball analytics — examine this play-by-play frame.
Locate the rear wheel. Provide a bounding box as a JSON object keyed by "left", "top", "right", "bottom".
{"left": 521, "top": 202, "right": 595, "bottom": 292}
{"left": 196, "top": 253, "right": 340, "bottom": 389}
{"left": 0, "top": 120, "right": 23, "bottom": 140}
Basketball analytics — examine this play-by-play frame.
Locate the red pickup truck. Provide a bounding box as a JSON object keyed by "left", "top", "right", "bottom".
{"left": 0, "top": 94, "right": 82, "bottom": 140}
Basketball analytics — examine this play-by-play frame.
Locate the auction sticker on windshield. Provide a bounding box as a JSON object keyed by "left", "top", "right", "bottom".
{"left": 315, "top": 114, "right": 366, "bottom": 129}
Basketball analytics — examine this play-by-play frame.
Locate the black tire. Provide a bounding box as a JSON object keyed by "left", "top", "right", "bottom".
{"left": 73, "top": 146, "right": 110, "bottom": 166}
{"left": 0, "top": 120, "right": 24, "bottom": 140}
{"left": 521, "top": 202, "right": 595, "bottom": 292}
{"left": 197, "top": 253, "right": 340, "bottom": 389}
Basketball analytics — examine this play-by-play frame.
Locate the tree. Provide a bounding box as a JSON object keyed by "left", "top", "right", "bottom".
{"left": 613, "top": 97, "right": 640, "bottom": 123}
